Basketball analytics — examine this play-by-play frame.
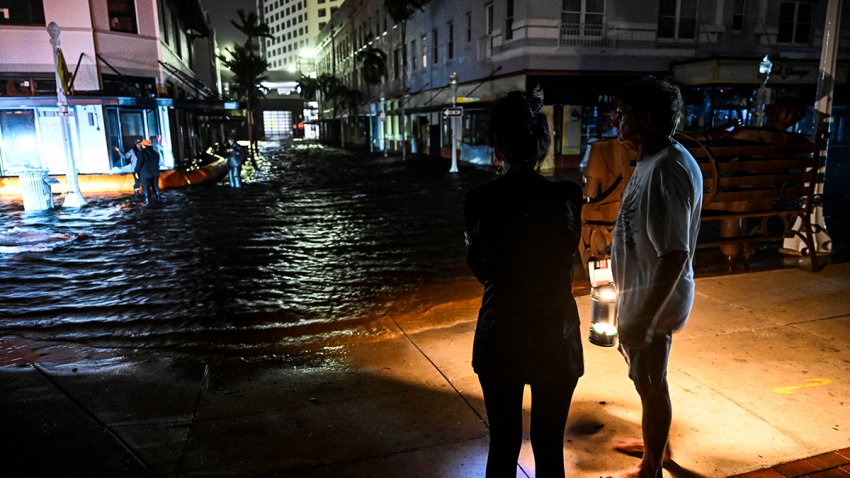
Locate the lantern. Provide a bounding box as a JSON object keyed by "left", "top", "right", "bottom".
{"left": 588, "top": 258, "right": 618, "bottom": 347}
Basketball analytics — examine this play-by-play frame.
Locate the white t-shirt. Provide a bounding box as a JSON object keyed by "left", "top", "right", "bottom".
{"left": 611, "top": 141, "right": 703, "bottom": 339}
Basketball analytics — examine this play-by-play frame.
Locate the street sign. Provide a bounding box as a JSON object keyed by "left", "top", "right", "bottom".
{"left": 443, "top": 107, "right": 463, "bottom": 117}
{"left": 456, "top": 96, "right": 480, "bottom": 103}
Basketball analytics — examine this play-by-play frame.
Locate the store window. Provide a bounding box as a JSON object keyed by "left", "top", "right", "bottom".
{"left": 778, "top": 0, "right": 813, "bottom": 44}
{"left": 657, "top": 0, "right": 696, "bottom": 40}
{"left": 108, "top": 0, "right": 138, "bottom": 34}
{"left": 0, "top": 0, "right": 46, "bottom": 25}
{"left": 0, "top": 109, "right": 40, "bottom": 172}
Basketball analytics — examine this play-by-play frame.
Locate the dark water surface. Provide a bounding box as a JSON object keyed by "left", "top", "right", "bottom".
{"left": 0, "top": 146, "right": 495, "bottom": 352}
{"left": 2, "top": 144, "right": 847, "bottom": 354}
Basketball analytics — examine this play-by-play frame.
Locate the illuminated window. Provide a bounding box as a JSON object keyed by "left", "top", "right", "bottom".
{"left": 0, "top": 109, "right": 39, "bottom": 172}
{"left": 263, "top": 110, "right": 293, "bottom": 139}
{"left": 108, "top": 0, "right": 138, "bottom": 34}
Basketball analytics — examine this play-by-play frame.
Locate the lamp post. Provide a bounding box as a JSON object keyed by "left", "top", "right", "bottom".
{"left": 754, "top": 54, "right": 772, "bottom": 127}
{"left": 47, "top": 22, "right": 85, "bottom": 207}
{"left": 449, "top": 72, "right": 459, "bottom": 174}
{"left": 783, "top": 0, "right": 841, "bottom": 258}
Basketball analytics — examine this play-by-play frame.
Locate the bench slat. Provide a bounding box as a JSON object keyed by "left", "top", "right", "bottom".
{"left": 711, "top": 187, "right": 810, "bottom": 203}
{"left": 718, "top": 173, "right": 811, "bottom": 187}
{"left": 716, "top": 158, "right": 816, "bottom": 172}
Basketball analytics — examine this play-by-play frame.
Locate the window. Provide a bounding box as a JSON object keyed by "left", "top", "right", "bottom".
{"left": 421, "top": 35, "right": 427, "bottom": 69}
{"left": 657, "top": 0, "right": 696, "bottom": 40}
{"left": 447, "top": 21, "right": 454, "bottom": 59}
{"left": 172, "top": 12, "right": 181, "bottom": 56}
{"left": 108, "top": 0, "right": 138, "bottom": 34}
{"left": 732, "top": 0, "right": 745, "bottom": 31}
{"left": 561, "top": 0, "right": 604, "bottom": 27}
{"left": 393, "top": 47, "right": 400, "bottom": 79}
{"left": 778, "top": 1, "right": 813, "bottom": 44}
{"left": 432, "top": 29, "right": 439, "bottom": 63}
{"left": 505, "top": 0, "right": 514, "bottom": 40}
{"left": 0, "top": 109, "right": 39, "bottom": 171}
{"left": 466, "top": 11, "right": 472, "bottom": 42}
{"left": 486, "top": 3, "right": 494, "bottom": 35}
{"left": 410, "top": 39, "right": 416, "bottom": 71}
{"left": 0, "top": 0, "right": 46, "bottom": 25}
{"left": 318, "top": 8, "right": 326, "bottom": 17}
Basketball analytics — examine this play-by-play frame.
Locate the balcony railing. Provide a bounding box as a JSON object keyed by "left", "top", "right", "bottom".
{"left": 559, "top": 23, "right": 610, "bottom": 48}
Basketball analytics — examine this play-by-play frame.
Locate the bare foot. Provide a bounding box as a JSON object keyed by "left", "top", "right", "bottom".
{"left": 600, "top": 466, "right": 642, "bottom": 478}
{"left": 613, "top": 437, "right": 673, "bottom": 464}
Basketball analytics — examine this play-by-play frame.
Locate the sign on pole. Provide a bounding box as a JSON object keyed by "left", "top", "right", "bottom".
{"left": 443, "top": 107, "right": 463, "bottom": 117}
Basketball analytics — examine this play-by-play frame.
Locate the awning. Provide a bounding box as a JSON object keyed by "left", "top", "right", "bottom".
{"left": 672, "top": 57, "right": 849, "bottom": 86}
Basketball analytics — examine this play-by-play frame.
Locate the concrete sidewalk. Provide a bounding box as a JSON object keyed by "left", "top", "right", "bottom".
{"left": 2, "top": 263, "right": 849, "bottom": 477}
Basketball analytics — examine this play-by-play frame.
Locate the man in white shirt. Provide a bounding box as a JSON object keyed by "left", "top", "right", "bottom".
{"left": 605, "top": 76, "right": 703, "bottom": 478}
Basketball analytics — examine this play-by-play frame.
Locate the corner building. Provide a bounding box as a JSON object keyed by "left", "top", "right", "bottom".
{"left": 315, "top": 0, "right": 849, "bottom": 169}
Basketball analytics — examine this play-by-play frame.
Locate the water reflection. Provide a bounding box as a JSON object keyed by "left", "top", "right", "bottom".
{"left": 0, "top": 147, "right": 494, "bottom": 351}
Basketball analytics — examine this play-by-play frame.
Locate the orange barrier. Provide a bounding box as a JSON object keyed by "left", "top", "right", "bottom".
{"left": 0, "top": 159, "right": 227, "bottom": 197}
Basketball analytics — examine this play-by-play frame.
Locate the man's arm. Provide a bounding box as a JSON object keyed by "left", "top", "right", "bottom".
{"left": 618, "top": 250, "right": 688, "bottom": 348}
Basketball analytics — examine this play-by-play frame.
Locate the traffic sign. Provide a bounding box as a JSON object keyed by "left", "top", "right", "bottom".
{"left": 443, "top": 107, "right": 463, "bottom": 117}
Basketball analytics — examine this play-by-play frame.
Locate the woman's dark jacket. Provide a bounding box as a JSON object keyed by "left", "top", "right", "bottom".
{"left": 464, "top": 168, "right": 584, "bottom": 383}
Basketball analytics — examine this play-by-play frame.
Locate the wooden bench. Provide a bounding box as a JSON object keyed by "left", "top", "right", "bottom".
{"left": 675, "top": 131, "right": 823, "bottom": 270}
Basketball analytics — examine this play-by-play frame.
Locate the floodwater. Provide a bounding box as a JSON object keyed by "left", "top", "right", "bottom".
{"left": 1, "top": 143, "right": 847, "bottom": 356}
{"left": 0, "top": 146, "right": 496, "bottom": 354}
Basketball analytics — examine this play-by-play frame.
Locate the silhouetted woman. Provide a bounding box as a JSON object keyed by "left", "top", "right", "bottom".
{"left": 464, "top": 91, "right": 584, "bottom": 478}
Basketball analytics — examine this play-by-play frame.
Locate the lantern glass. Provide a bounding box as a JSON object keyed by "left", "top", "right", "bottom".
{"left": 589, "top": 283, "right": 618, "bottom": 347}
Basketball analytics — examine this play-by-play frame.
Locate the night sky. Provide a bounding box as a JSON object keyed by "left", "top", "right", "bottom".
{"left": 199, "top": 0, "right": 260, "bottom": 49}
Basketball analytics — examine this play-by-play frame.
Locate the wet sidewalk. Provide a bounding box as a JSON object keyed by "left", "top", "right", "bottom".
{"left": 2, "top": 263, "right": 849, "bottom": 477}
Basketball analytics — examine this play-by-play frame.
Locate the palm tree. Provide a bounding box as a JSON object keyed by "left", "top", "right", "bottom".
{"left": 356, "top": 47, "right": 388, "bottom": 98}
{"left": 329, "top": 84, "right": 363, "bottom": 148}
{"left": 224, "top": 9, "right": 273, "bottom": 165}
{"left": 230, "top": 10, "right": 272, "bottom": 51}
{"left": 384, "top": 0, "right": 428, "bottom": 159}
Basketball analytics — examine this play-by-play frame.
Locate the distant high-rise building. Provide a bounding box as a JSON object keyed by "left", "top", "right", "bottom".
{"left": 260, "top": 0, "right": 345, "bottom": 74}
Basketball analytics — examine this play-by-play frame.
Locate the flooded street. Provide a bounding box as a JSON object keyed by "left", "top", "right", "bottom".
{"left": 0, "top": 146, "right": 496, "bottom": 353}
{"left": 1, "top": 144, "right": 847, "bottom": 356}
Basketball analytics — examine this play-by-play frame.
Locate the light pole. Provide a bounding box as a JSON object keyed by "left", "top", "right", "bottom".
{"left": 754, "top": 54, "right": 772, "bottom": 127}
{"left": 449, "top": 72, "right": 459, "bottom": 173}
{"left": 48, "top": 22, "right": 85, "bottom": 207}
{"left": 782, "top": 0, "right": 841, "bottom": 258}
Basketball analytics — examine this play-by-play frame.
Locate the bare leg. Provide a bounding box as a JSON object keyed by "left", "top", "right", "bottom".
{"left": 602, "top": 379, "right": 671, "bottom": 478}
{"left": 636, "top": 378, "right": 672, "bottom": 477}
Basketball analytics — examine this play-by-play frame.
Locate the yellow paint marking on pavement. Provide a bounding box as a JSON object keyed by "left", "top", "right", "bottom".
{"left": 772, "top": 378, "right": 832, "bottom": 395}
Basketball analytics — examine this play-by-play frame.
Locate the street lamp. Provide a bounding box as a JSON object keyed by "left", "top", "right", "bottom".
{"left": 449, "top": 72, "right": 459, "bottom": 173}
{"left": 754, "top": 54, "right": 772, "bottom": 127}
{"left": 48, "top": 22, "right": 85, "bottom": 207}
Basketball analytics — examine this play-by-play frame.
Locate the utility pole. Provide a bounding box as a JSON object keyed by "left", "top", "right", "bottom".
{"left": 782, "top": 0, "right": 841, "bottom": 257}
{"left": 449, "top": 72, "right": 459, "bottom": 173}
{"left": 48, "top": 22, "right": 86, "bottom": 208}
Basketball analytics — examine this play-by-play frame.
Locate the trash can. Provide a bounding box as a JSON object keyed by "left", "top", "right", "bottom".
{"left": 19, "top": 169, "right": 54, "bottom": 211}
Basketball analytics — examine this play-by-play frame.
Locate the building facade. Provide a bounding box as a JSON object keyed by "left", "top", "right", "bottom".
{"left": 315, "top": 0, "right": 849, "bottom": 167}
{"left": 261, "top": 0, "right": 345, "bottom": 73}
{"left": 0, "top": 0, "right": 229, "bottom": 178}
